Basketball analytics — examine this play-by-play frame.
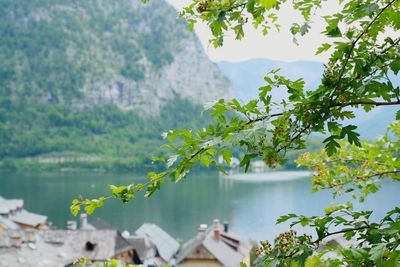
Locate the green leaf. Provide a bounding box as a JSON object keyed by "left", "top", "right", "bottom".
{"left": 200, "top": 155, "right": 211, "bottom": 167}
{"left": 323, "top": 136, "right": 341, "bottom": 155}
{"left": 276, "top": 213, "right": 298, "bottom": 224}
{"left": 340, "top": 125, "right": 361, "bottom": 147}
{"left": 240, "top": 154, "right": 257, "bottom": 172}
{"left": 220, "top": 150, "right": 232, "bottom": 165}
{"left": 257, "top": 0, "right": 277, "bottom": 10}
{"left": 316, "top": 43, "right": 332, "bottom": 55}
{"left": 70, "top": 203, "right": 80, "bottom": 216}
{"left": 390, "top": 58, "right": 400, "bottom": 75}
{"left": 246, "top": 0, "right": 256, "bottom": 13}
{"left": 369, "top": 243, "right": 386, "bottom": 267}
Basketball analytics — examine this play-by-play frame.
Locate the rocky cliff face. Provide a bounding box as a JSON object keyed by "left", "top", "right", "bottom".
{"left": 0, "top": 0, "right": 232, "bottom": 115}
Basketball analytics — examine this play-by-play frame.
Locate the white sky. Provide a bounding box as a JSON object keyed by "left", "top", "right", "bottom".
{"left": 167, "top": 0, "right": 340, "bottom": 63}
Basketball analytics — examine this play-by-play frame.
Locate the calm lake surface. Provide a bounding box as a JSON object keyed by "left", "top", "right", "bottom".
{"left": 0, "top": 171, "right": 399, "bottom": 242}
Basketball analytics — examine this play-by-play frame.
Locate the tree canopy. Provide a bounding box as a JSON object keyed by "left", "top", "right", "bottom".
{"left": 72, "top": 0, "right": 400, "bottom": 266}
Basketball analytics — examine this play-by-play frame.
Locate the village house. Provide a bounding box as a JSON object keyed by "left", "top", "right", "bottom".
{"left": 128, "top": 223, "right": 181, "bottom": 266}
{"left": 174, "top": 219, "right": 251, "bottom": 267}
{"left": 0, "top": 196, "right": 47, "bottom": 230}
{"left": 1, "top": 196, "right": 253, "bottom": 267}
{"left": 0, "top": 228, "right": 135, "bottom": 267}
{"left": 0, "top": 213, "right": 137, "bottom": 267}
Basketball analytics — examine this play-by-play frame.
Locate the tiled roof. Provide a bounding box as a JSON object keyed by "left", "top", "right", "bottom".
{"left": 0, "top": 197, "right": 23, "bottom": 215}
{"left": 0, "top": 229, "right": 129, "bottom": 267}
{"left": 8, "top": 209, "right": 47, "bottom": 227}
{"left": 0, "top": 217, "right": 19, "bottom": 231}
{"left": 91, "top": 218, "right": 133, "bottom": 255}
{"left": 136, "top": 223, "right": 180, "bottom": 263}
{"left": 176, "top": 225, "right": 251, "bottom": 267}
{"left": 125, "top": 235, "right": 156, "bottom": 262}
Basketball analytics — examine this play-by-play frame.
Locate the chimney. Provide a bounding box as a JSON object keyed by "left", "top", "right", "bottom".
{"left": 213, "top": 219, "right": 221, "bottom": 241}
{"left": 80, "top": 213, "right": 88, "bottom": 229}
{"left": 197, "top": 224, "right": 207, "bottom": 238}
{"left": 223, "top": 221, "right": 229, "bottom": 233}
{"left": 10, "top": 233, "right": 22, "bottom": 248}
{"left": 24, "top": 229, "right": 36, "bottom": 243}
{"left": 67, "top": 220, "right": 77, "bottom": 230}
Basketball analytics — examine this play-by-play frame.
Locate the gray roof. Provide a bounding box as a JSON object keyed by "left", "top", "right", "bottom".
{"left": 0, "top": 217, "right": 19, "bottom": 230}
{"left": 91, "top": 218, "right": 133, "bottom": 255}
{"left": 174, "top": 236, "right": 203, "bottom": 263}
{"left": 0, "top": 229, "right": 130, "bottom": 267}
{"left": 8, "top": 209, "right": 47, "bottom": 227}
{"left": 203, "top": 236, "right": 244, "bottom": 267}
{"left": 0, "top": 197, "right": 23, "bottom": 215}
{"left": 125, "top": 235, "right": 156, "bottom": 262}
{"left": 176, "top": 226, "right": 251, "bottom": 267}
{"left": 136, "top": 223, "right": 180, "bottom": 263}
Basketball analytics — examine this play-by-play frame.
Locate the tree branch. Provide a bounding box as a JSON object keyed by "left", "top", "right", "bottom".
{"left": 332, "top": 100, "right": 400, "bottom": 108}
{"left": 329, "top": 0, "right": 397, "bottom": 104}
{"left": 313, "top": 225, "right": 371, "bottom": 245}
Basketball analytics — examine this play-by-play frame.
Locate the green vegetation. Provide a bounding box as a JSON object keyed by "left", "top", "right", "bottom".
{"left": 0, "top": 96, "right": 210, "bottom": 172}
{"left": 0, "top": 0, "right": 190, "bottom": 102}
{"left": 0, "top": 93, "right": 320, "bottom": 172}
{"left": 74, "top": 0, "right": 400, "bottom": 266}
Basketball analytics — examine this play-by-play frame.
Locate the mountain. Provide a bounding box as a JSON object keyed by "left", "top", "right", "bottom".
{"left": 218, "top": 59, "right": 324, "bottom": 103}
{"left": 0, "top": 0, "right": 233, "bottom": 171}
{"left": 0, "top": 0, "right": 232, "bottom": 115}
{"left": 218, "top": 59, "right": 399, "bottom": 139}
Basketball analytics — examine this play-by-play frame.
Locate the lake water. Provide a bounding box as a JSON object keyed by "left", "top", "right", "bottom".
{"left": 0, "top": 171, "right": 399, "bottom": 242}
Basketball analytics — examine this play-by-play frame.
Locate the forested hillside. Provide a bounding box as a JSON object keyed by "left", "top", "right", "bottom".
{"left": 0, "top": 0, "right": 232, "bottom": 171}
{"left": 0, "top": 96, "right": 210, "bottom": 171}
{"left": 0, "top": 0, "right": 232, "bottom": 114}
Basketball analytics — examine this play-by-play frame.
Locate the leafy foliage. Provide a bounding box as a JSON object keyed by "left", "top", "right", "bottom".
{"left": 72, "top": 0, "right": 400, "bottom": 265}
{"left": 255, "top": 204, "right": 400, "bottom": 266}
{"left": 0, "top": 96, "right": 210, "bottom": 172}
{"left": 297, "top": 121, "right": 400, "bottom": 201}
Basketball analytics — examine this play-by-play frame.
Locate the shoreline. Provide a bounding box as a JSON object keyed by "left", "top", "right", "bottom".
{"left": 220, "top": 171, "right": 312, "bottom": 182}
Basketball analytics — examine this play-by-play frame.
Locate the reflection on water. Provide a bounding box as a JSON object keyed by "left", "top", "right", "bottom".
{"left": 0, "top": 171, "right": 398, "bottom": 241}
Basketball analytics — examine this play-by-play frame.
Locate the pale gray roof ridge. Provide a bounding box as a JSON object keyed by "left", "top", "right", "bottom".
{"left": 176, "top": 224, "right": 251, "bottom": 267}
{"left": 125, "top": 235, "right": 156, "bottom": 262}
{"left": 135, "top": 223, "right": 180, "bottom": 262}
{"left": 8, "top": 209, "right": 47, "bottom": 227}
{"left": 203, "top": 235, "right": 243, "bottom": 267}
{"left": 0, "top": 217, "right": 19, "bottom": 230}
{"left": 175, "top": 235, "right": 204, "bottom": 263}
{"left": 0, "top": 198, "right": 24, "bottom": 215}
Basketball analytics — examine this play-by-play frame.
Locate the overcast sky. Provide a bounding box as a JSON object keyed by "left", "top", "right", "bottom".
{"left": 166, "top": 0, "right": 339, "bottom": 63}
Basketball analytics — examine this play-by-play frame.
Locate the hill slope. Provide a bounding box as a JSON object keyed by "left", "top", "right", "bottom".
{"left": 0, "top": 0, "right": 233, "bottom": 171}
{"left": 0, "top": 0, "right": 232, "bottom": 115}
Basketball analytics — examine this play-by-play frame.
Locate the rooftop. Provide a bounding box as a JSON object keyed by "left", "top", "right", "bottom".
{"left": 136, "top": 223, "right": 180, "bottom": 263}
{"left": 176, "top": 221, "right": 251, "bottom": 267}
{"left": 0, "top": 229, "right": 131, "bottom": 267}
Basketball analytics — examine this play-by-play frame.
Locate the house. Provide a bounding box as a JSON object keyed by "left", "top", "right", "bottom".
{"left": 125, "top": 234, "right": 158, "bottom": 265}
{"left": 175, "top": 219, "right": 251, "bottom": 267}
{"left": 0, "top": 213, "right": 137, "bottom": 267}
{"left": 0, "top": 228, "right": 135, "bottom": 267}
{"left": 92, "top": 218, "right": 140, "bottom": 264}
{"left": 0, "top": 196, "right": 47, "bottom": 229}
{"left": 132, "top": 223, "right": 180, "bottom": 266}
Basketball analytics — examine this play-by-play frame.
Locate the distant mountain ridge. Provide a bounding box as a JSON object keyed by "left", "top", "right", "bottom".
{"left": 0, "top": 0, "right": 232, "bottom": 115}
{"left": 218, "top": 59, "right": 399, "bottom": 139}
{"left": 218, "top": 59, "right": 324, "bottom": 102}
